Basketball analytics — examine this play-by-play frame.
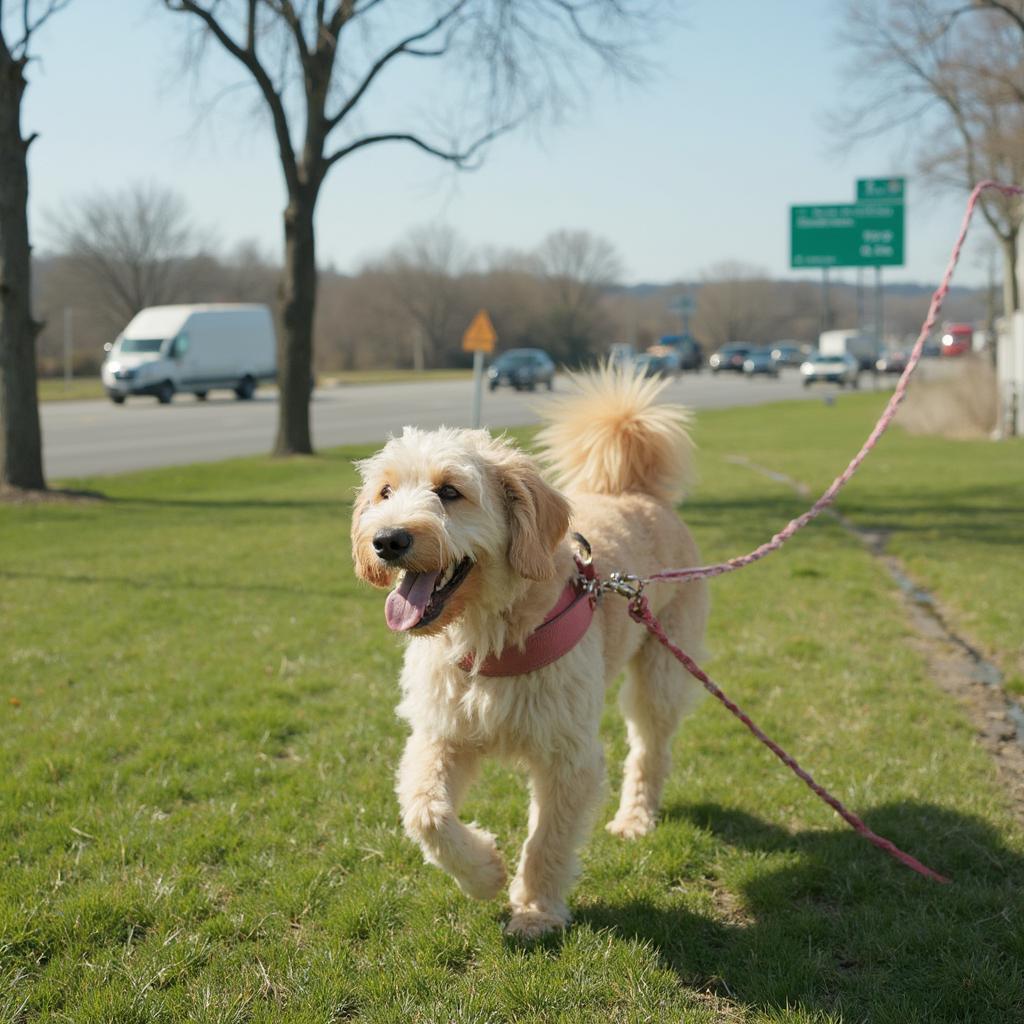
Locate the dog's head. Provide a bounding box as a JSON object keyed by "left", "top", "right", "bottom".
{"left": 351, "top": 427, "right": 571, "bottom": 635}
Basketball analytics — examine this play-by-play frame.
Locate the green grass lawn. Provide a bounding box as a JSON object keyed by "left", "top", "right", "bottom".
{"left": 37, "top": 378, "right": 106, "bottom": 402}
{"left": 2, "top": 395, "right": 1022, "bottom": 1022}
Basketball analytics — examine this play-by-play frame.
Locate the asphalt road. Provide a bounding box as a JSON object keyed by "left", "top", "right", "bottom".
{"left": 41, "top": 370, "right": 879, "bottom": 480}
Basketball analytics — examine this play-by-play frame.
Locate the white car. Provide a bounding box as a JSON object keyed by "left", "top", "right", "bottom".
{"left": 800, "top": 351, "right": 860, "bottom": 388}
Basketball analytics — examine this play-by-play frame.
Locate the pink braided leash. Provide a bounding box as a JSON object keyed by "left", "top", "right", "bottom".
{"left": 628, "top": 594, "right": 951, "bottom": 883}
{"left": 619, "top": 181, "right": 1023, "bottom": 884}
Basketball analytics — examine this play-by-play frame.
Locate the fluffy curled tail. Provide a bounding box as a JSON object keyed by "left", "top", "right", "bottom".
{"left": 535, "top": 364, "right": 695, "bottom": 504}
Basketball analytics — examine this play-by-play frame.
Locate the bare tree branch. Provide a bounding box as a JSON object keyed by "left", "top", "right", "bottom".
{"left": 324, "top": 120, "right": 515, "bottom": 170}
{"left": 264, "top": 0, "right": 310, "bottom": 60}
{"left": 2, "top": 0, "right": 70, "bottom": 59}
{"left": 326, "top": 0, "right": 467, "bottom": 131}
{"left": 977, "top": 0, "right": 1024, "bottom": 33}
{"left": 163, "top": 0, "right": 301, "bottom": 194}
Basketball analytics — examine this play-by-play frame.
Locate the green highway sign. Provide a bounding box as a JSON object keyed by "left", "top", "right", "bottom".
{"left": 857, "top": 177, "right": 905, "bottom": 202}
{"left": 790, "top": 202, "right": 904, "bottom": 268}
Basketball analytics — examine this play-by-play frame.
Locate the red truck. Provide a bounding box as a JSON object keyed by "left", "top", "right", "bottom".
{"left": 940, "top": 323, "right": 973, "bottom": 357}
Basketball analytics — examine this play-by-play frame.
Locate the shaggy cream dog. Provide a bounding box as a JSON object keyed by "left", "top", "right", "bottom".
{"left": 350, "top": 368, "right": 709, "bottom": 938}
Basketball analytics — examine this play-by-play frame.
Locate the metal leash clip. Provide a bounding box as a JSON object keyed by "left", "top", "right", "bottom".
{"left": 570, "top": 532, "right": 601, "bottom": 604}
{"left": 602, "top": 571, "right": 645, "bottom": 603}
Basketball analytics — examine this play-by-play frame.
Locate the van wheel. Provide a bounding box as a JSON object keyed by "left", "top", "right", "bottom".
{"left": 110, "top": 395, "right": 126, "bottom": 405}
{"left": 195, "top": 391, "right": 208, "bottom": 401}
{"left": 156, "top": 381, "right": 175, "bottom": 404}
{"left": 234, "top": 376, "right": 256, "bottom": 400}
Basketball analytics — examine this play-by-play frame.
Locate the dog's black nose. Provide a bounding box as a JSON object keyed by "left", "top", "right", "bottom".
{"left": 372, "top": 527, "right": 413, "bottom": 561}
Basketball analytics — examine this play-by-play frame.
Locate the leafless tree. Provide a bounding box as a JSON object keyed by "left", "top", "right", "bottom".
{"left": 837, "top": 0, "right": 1024, "bottom": 316}
{"left": 33, "top": 236, "right": 281, "bottom": 373}
{"left": 0, "top": 0, "right": 71, "bottom": 491}
{"left": 221, "top": 239, "right": 280, "bottom": 304}
{"left": 368, "top": 224, "right": 473, "bottom": 370}
{"left": 47, "top": 183, "right": 211, "bottom": 330}
{"left": 162, "top": 0, "right": 662, "bottom": 455}
{"left": 534, "top": 229, "right": 622, "bottom": 362}
{"left": 692, "top": 262, "right": 781, "bottom": 348}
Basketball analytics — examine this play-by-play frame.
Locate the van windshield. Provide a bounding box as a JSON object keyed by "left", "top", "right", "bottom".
{"left": 119, "top": 338, "right": 164, "bottom": 354}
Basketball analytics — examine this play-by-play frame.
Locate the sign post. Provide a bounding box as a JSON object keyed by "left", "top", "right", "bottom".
{"left": 669, "top": 293, "right": 695, "bottom": 334}
{"left": 462, "top": 310, "right": 497, "bottom": 428}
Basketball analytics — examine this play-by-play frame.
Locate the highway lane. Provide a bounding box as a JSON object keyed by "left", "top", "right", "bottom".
{"left": 40, "top": 370, "right": 869, "bottom": 480}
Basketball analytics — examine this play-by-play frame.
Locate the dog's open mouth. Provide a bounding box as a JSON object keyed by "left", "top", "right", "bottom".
{"left": 384, "top": 556, "right": 473, "bottom": 632}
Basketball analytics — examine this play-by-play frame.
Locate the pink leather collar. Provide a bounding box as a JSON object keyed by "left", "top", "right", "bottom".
{"left": 460, "top": 559, "right": 597, "bottom": 677}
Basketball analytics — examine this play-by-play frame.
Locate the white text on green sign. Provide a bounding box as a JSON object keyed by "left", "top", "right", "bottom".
{"left": 790, "top": 202, "right": 904, "bottom": 268}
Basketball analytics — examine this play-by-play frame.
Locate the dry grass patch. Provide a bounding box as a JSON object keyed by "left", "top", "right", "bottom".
{"left": 897, "top": 355, "right": 998, "bottom": 438}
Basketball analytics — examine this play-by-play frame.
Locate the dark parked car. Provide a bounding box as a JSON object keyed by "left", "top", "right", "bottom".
{"left": 634, "top": 351, "right": 680, "bottom": 378}
{"left": 769, "top": 342, "right": 807, "bottom": 367}
{"left": 487, "top": 349, "right": 556, "bottom": 391}
{"left": 658, "top": 334, "right": 703, "bottom": 371}
{"left": 709, "top": 344, "right": 752, "bottom": 373}
{"left": 875, "top": 350, "right": 908, "bottom": 374}
{"left": 742, "top": 348, "right": 780, "bottom": 377}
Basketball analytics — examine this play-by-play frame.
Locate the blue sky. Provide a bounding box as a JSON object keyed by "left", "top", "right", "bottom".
{"left": 20, "top": 0, "right": 993, "bottom": 287}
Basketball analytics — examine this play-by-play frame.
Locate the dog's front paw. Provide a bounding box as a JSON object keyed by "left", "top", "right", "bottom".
{"left": 453, "top": 824, "right": 507, "bottom": 900}
{"left": 504, "top": 907, "right": 569, "bottom": 940}
{"left": 605, "top": 807, "right": 657, "bottom": 839}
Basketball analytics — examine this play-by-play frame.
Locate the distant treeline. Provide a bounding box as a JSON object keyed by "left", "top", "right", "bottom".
{"left": 33, "top": 187, "right": 991, "bottom": 377}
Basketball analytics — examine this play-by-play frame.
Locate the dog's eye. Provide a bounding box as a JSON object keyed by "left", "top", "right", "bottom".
{"left": 436, "top": 484, "right": 461, "bottom": 502}
{"left": 379, "top": 484, "right": 392, "bottom": 500}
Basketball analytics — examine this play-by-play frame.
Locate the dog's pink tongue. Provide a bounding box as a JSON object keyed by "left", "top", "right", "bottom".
{"left": 385, "top": 570, "right": 439, "bottom": 632}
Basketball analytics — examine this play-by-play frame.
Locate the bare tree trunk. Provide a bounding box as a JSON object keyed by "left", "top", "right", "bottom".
{"left": 1000, "top": 230, "right": 1020, "bottom": 317}
{"left": 0, "top": 50, "right": 45, "bottom": 491}
{"left": 275, "top": 192, "right": 316, "bottom": 456}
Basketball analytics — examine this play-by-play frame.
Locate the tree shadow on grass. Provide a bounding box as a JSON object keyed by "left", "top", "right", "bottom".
{"left": 839, "top": 483, "right": 1024, "bottom": 549}
{"left": 577, "top": 802, "right": 1024, "bottom": 1021}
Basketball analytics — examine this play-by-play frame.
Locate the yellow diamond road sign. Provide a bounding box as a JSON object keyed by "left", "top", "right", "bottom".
{"left": 462, "top": 310, "right": 497, "bottom": 353}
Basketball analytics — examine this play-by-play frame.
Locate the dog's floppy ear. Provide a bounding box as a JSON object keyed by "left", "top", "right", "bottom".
{"left": 499, "top": 454, "right": 571, "bottom": 582}
{"left": 350, "top": 490, "right": 392, "bottom": 589}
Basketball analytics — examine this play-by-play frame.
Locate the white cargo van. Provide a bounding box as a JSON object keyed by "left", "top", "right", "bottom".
{"left": 101, "top": 304, "right": 277, "bottom": 404}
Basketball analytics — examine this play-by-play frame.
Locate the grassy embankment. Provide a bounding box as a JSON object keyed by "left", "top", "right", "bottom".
{"left": 36, "top": 370, "right": 474, "bottom": 403}
{"left": 1, "top": 394, "right": 1022, "bottom": 1022}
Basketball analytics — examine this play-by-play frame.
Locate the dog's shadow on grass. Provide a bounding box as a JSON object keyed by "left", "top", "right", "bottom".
{"left": 576, "top": 801, "right": 1024, "bottom": 1018}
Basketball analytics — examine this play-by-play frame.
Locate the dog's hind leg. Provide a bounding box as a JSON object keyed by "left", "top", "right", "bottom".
{"left": 607, "top": 598, "right": 706, "bottom": 839}
{"left": 396, "top": 732, "right": 506, "bottom": 900}
{"left": 506, "top": 744, "right": 604, "bottom": 938}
